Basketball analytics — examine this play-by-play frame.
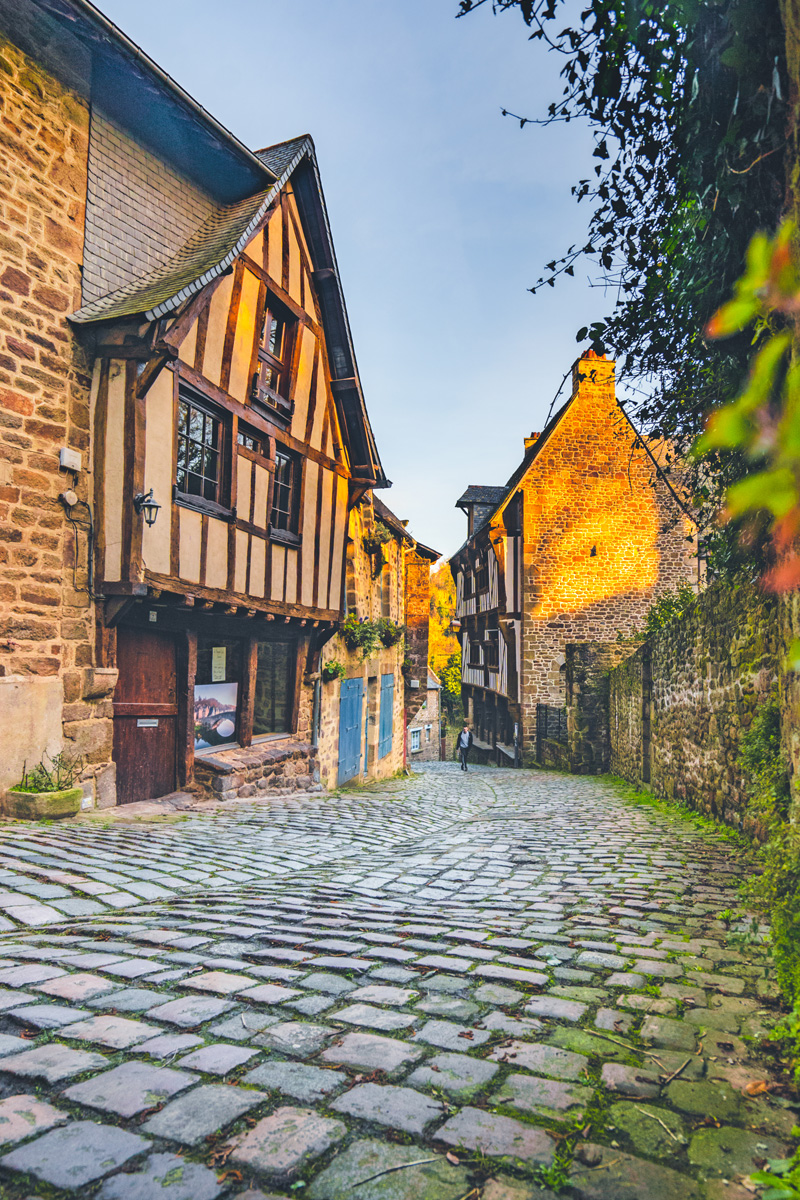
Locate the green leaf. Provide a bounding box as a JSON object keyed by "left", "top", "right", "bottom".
{"left": 737, "top": 332, "right": 792, "bottom": 414}
{"left": 706, "top": 295, "right": 760, "bottom": 338}
{"left": 726, "top": 468, "right": 798, "bottom": 518}
{"left": 694, "top": 405, "right": 752, "bottom": 453}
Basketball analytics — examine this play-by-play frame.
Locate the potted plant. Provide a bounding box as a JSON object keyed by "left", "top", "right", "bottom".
{"left": 4, "top": 752, "right": 84, "bottom": 820}
{"left": 377, "top": 618, "right": 404, "bottom": 648}
{"left": 322, "top": 660, "right": 346, "bottom": 684}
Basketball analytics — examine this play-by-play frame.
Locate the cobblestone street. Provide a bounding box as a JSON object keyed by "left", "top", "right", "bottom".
{"left": 0, "top": 764, "right": 792, "bottom": 1199}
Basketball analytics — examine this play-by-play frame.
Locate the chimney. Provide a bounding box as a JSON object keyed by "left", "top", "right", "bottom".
{"left": 524, "top": 432, "right": 539, "bottom": 453}
{"left": 572, "top": 349, "right": 615, "bottom": 395}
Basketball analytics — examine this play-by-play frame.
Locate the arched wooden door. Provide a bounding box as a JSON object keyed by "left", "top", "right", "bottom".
{"left": 113, "top": 627, "right": 178, "bottom": 804}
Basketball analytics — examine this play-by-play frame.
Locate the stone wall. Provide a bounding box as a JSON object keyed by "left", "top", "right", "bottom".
{"left": 316, "top": 494, "right": 406, "bottom": 789}
{"left": 608, "top": 580, "right": 781, "bottom": 833}
{"left": 194, "top": 740, "right": 321, "bottom": 801}
{"left": 407, "top": 682, "right": 440, "bottom": 763}
{"left": 0, "top": 37, "right": 114, "bottom": 802}
{"left": 565, "top": 641, "right": 634, "bottom": 774}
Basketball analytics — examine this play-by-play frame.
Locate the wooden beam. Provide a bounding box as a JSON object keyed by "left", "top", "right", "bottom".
{"left": 159, "top": 273, "right": 229, "bottom": 352}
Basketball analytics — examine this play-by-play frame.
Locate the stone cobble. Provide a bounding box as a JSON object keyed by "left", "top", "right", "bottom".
{"left": 0, "top": 762, "right": 791, "bottom": 1199}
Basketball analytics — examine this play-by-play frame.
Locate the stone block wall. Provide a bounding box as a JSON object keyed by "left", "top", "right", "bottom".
{"left": 316, "top": 494, "right": 406, "bottom": 788}
{"left": 195, "top": 740, "right": 321, "bottom": 801}
{"left": 608, "top": 580, "right": 781, "bottom": 832}
{"left": 565, "top": 641, "right": 635, "bottom": 774}
{"left": 0, "top": 36, "right": 113, "bottom": 802}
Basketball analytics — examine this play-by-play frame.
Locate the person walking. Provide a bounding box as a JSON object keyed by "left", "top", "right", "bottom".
{"left": 457, "top": 723, "right": 473, "bottom": 771}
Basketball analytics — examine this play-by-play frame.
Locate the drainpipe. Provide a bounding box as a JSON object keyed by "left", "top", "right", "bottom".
{"left": 312, "top": 677, "right": 321, "bottom": 748}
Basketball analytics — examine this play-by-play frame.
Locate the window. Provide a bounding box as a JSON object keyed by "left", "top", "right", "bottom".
{"left": 468, "top": 640, "right": 483, "bottom": 668}
{"left": 176, "top": 393, "right": 223, "bottom": 504}
{"left": 410, "top": 728, "right": 421, "bottom": 753}
{"left": 253, "top": 640, "right": 295, "bottom": 736}
{"left": 270, "top": 447, "right": 300, "bottom": 535}
{"left": 475, "top": 560, "right": 488, "bottom": 593}
{"left": 237, "top": 427, "right": 267, "bottom": 457}
{"left": 252, "top": 294, "right": 294, "bottom": 416}
{"left": 425, "top": 724, "right": 432, "bottom": 742}
{"left": 485, "top": 628, "right": 499, "bottom": 670}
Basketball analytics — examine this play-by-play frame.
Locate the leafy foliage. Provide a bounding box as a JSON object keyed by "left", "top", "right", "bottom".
{"left": 321, "top": 660, "right": 346, "bottom": 684}
{"left": 15, "top": 752, "right": 82, "bottom": 793}
{"left": 695, "top": 222, "right": 800, "bottom": 599}
{"left": 429, "top": 562, "right": 459, "bottom": 677}
{"left": 340, "top": 614, "right": 382, "bottom": 660}
{"left": 752, "top": 1149, "right": 800, "bottom": 1199}
{"left": 377, "top": 618, "right": 405, "bottom": 648}
{"left": 738, "top": 694, "right": 791, "bottom": 825}
{"left": 440, "top": 649, "right": 464, "bottom": 720}
{"left": 457, "top": 0, "right": 787, "bottom": 572}
{"left": 643, "top": 582, "right": 696, "bottom": 634}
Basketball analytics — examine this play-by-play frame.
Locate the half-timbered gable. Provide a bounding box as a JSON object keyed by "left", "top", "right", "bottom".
{"left": 450, "top": 352, "right": 699, "bottom": 766}
{"left": 72, "top": 128, "right": 387, "bottom": 801}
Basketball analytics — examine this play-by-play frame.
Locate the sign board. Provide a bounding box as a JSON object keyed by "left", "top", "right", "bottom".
{"left": 211, "top": 646, "right": 226, "bottom": 682}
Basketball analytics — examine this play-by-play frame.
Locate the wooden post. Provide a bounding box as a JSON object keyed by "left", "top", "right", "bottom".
{"left": 239, "top": 635, "right": 258, "bottom": 747}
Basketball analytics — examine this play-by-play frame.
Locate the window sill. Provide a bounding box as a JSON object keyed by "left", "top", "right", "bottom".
{"left": 252, "top": 732, "right": 292, "bottom": 745}
{"left": 269, "top": 525, "right": 302, "bottom": 548}
{"left": 174, "top": 488, "right": 236, "bottom": 522}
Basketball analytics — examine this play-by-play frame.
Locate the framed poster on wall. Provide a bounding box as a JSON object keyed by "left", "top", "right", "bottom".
{"left": 194, "top": 681, "right": 238, "bottom": 750}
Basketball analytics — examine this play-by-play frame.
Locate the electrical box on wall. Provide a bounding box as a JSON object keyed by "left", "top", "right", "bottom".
{"left": 59, "top": 447, "right": 82, "bottom": 472}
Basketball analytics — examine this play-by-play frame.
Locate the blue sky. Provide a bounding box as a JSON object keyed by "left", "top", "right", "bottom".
{"left": 97, "top": 0, "right": 609, "bottom": 557}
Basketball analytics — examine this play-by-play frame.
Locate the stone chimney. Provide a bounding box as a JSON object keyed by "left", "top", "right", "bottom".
{"left": 572, "top": 349, "right": 615, "bottom": 396}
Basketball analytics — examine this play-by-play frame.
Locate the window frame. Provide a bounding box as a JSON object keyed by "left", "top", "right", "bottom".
{"left": 409, "top": 727, "right": 421, "bottom": 753}
{"left": 174, "top": 387, "right": 233, "bottom": 520}
{"left": 269, "top": 444, "right": 302, "bottom": 545}
{"left": 251, "top": 290, "right": 296, "bottom": 422}
{"left": 484, "top": 627, "right": 500, "bottom": 670}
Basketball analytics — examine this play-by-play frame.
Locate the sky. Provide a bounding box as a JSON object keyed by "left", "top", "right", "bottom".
{"left": 96, "top": 0, "right": 609, "bottom": 558}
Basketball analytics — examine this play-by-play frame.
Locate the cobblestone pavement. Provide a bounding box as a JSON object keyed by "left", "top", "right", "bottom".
{"left": 0, "top": 763, "right": 794, "bottom": 1199}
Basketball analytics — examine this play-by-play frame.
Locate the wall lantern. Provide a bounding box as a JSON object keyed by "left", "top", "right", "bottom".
{"left": 133, "top": 488, "right": 161, "bottom": 527}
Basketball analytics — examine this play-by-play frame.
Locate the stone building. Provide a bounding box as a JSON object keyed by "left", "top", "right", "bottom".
{"left": 0, "top": 0, "right": 437, "bottom": 807}
{"left": 407, "top": 669, "right": 442, "bottom": 762}
{"left": 317, "top": 495, "right": 413, "bottom": 787}
{"left": 449, "top": 351, "right": 699, "bottom": 764}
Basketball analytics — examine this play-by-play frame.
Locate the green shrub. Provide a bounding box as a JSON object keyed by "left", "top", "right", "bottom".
{"left": 377, "top": 618, "right": 404, "bottom": 648}
{"left": 644, "top": 583, "right": 697, "bottom": 635}
{"left": 321, "top": 660, "right": 346, "bottom": 683}
{"left": 340, "top": 614, "right": 382, "bottom": 661}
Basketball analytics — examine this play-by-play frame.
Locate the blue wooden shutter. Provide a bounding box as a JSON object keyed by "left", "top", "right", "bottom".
{"left": 338, "top": 678, "right": 364, "bottom": 784}
{"left": 378, "top": 673, "right": 394, "bottom": 759}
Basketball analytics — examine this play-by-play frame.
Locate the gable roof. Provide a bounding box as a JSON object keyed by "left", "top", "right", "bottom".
{"left": 455, "top": 485, "right": 507, "bottom": 510}
{"left": 69, "top": 128, "right": 387, "bottom": 487}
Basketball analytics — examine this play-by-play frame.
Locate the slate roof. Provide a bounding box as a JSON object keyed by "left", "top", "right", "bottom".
{"left": 455, "top": 485, "right": 507, "bottom": 509}
{"left": 71, "top": 137, "right": 312, "bottom": 325}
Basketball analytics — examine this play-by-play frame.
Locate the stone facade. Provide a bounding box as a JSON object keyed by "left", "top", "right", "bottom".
{"left": 407, "top": 672, "right": 441, "bottom": 763}
{"left": 564, "top": 641, "right": 633, "bottom": 774}
{"left": 451, "top": 351, "right": 699, "bottom": 765}
{"left": 0, "top": 34, "right": 116, "bottom": 800}
{"left": 316, "top": 493, "right": 407, "bottom": 789}
{"left": 518, "top": 354, "right": 698, "bottom": 746}
{"left": 607, "top": 579, "right": 784, "bottom": 833}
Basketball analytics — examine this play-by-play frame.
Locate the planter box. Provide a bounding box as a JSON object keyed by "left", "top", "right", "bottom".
{"left": 3, "top": 786, "right": 83, "bottom": 820}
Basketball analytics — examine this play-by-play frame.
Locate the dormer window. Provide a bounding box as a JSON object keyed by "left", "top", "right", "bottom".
{"left": 252, "top": 293, "right": 294, "bottom": 418}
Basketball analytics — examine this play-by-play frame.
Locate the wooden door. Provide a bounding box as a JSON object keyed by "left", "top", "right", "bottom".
{"left": 338, "top": 677, "right": 363, "bottom": 785}
{"left": 113, "top": 627, "right": 178, "bottom": 804}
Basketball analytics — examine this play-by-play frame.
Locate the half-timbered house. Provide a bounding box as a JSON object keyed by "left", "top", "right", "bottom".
{"left": 0, "top": 0, "right": 396, "bottom": 806}
{"left": 449, "top": 352, "right": 700, "bottom": 765}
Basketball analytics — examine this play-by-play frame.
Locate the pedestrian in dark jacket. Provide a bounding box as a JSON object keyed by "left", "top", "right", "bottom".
{"left": 457, "top": 724, "right": 473, "bottom": 771}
